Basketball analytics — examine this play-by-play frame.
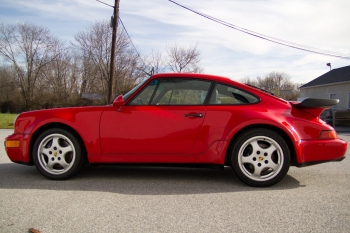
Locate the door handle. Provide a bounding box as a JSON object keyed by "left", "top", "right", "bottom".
{"left": 184, "top": 113, "right": 203, "bottom": 118}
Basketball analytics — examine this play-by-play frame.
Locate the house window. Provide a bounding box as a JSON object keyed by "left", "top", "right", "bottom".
{"left": 330, "top": 93, "right": 337, "bottom": 110}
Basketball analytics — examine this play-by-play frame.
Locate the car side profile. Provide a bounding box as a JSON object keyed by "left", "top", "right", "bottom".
{"left": 4, "top": 73, "right": 347, "bottom": 187}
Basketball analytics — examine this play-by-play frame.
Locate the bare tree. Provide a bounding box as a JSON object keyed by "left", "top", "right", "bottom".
{"left": 142, "top": 50, "right": 165, "bottom": 76}
{"left": 73, "top": 21, "right": 144, "bottom": 102}
{"left": 259, "top": 71, "right": 294, "bottom": 92}
{"left": 0, "top": 23, "right": 60, "bottom": 110}
{"left": 0, "top": 66, "right": 21, "bottom": 112}
{"left": 40, "top": 46, "right": 81, "bottom": 108}
{"left": 166, "top": 43, "right": 203, "bottom": 73}
{"left": 241, "top": 72, "right": 300, "bottom": 100}
{"left": 240, "top": 76, "right": 258, "bottom": 86}
{"left": 74, "top": 21, "right": 112, "bottom": 100}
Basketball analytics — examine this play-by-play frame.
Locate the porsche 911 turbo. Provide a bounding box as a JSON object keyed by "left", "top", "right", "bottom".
{"left": 5, "top": 73, "right": 347, "bottom": 187}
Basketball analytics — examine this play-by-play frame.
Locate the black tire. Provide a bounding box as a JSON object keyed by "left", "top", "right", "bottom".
{"left": 230, "top": 128, "right": 290, "bottom": 187}
{"left": 32, "top": 128, "right": 84, "bottom": 180}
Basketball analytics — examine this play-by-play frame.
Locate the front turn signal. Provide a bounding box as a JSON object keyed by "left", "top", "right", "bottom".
{"left": 5, "top": 140, "right": 20, "bottom": 148}
{"left": 319, "top": 130, "right": 337, "bottom": 139}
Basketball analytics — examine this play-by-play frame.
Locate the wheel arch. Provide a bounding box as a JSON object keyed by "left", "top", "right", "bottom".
{"left": 29, "top": 123, "right": 88, "bottom": 165}
{"left": 224, "top": 124, "right": 296, "bottom": 166}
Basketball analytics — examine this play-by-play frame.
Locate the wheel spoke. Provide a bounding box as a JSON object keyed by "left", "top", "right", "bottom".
{"left": 264, "top": 145, "right": 277, "bottom": 157}
{"left": 59, "top": 144, "right": 73, "bottom": 156}
{"left": 250, "top": 140, "right": 261, "bottom": 152}
{"left": 46, "top": 158, "right": 55, "bottom": 171}
{"left": 57, "top": 159, "right": 70, "bottom": 169}
{"left": 268, "top": 162, "right": 279, "bottom": 171}
{"left": 41, "top": 148, "right": 51, "bottom": 156}
{"left": 241, "top": 154, "right": 253, "bottom": 163}
{"left": 51, "top": 136, "right": 60, "bottom": 150}
{"left": 253, "top": 165, "right": 264, "bottom": 177}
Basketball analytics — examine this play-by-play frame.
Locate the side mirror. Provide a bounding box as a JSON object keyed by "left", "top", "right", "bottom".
{"left": 112, "top": 95, "right": 124, "bottom": 110}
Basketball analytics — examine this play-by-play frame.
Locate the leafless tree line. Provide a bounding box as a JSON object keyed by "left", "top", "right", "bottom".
{"left": 241, "top": 72, "right": 302, "bottom": 100}
{"left": 0, "top": 22, "right": 203, "bottom": 112}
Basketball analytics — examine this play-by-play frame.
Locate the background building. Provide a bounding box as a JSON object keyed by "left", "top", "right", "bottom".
{"left": 300, "top": 65, "right": 350, "bottom": 111}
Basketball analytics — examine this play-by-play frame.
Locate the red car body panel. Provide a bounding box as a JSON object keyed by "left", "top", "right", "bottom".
{"left": 4, "top": 73, "right": 347, "bottom": 168}
{"left": 100, "top": 106, "right": 206, "bottom": 154}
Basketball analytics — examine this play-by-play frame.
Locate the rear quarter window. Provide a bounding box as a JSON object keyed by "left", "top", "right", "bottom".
{"left": 209, "top": 83, "right": 259, "bottom": 105}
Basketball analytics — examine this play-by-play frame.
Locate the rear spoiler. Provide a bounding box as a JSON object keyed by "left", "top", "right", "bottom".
{"left": 292, "top": 98, "right": 339, "bottom": 108}
{"left": 291, "top": 98, "right": 339, "bottom": 117}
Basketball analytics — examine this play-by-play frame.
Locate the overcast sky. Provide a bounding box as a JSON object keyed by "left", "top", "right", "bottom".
{"left": 1, "top": 0, "right": 349, "bottom": 84}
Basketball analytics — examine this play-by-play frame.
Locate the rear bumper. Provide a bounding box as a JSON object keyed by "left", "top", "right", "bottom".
{"left": 4, "top": 133, "right": 31, "bottom": 164}
{"left": 295, "top": 138, "right": 347, "bottom": 165}
{"left": 296, "top": 156, "right": 346, "bottom": 167}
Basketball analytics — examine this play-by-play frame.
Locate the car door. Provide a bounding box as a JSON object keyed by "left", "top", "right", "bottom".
{"left": 100, "top": 78, "right": 212, "bottom": 156}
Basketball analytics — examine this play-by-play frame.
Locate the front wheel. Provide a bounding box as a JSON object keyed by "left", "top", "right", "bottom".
{"left": 230, "top": 129, "right": 290, "bottom": 187}
{"left": 32, "top": 128, "right": 84, "bottom": 180}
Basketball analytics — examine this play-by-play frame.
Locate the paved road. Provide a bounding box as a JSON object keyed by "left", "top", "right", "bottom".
{"left": 1, "top": 129, "right": 350, "bottom": 233}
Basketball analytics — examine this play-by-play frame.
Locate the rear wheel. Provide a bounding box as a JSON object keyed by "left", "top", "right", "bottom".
{"left": 32, "top": 128, "right": 84, "bottom": 180}
{"left": 231, "top": 128, "right": 290, "bottom": 187}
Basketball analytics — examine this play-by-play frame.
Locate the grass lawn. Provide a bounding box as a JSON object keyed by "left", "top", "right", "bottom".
{"left": 0, "top": 113, "right": 18, "bottom": 129}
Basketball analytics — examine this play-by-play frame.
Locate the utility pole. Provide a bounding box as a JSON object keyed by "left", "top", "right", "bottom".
{"left": 108, "top": 0, "right": 120, "bottom": 104}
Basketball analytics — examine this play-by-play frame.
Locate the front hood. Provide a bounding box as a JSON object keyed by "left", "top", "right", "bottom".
{"left": 20, "top": 105, "right": 107, "bottom": 115}
{"left": 14, "top": 106, "right": 109, "bottom": 133}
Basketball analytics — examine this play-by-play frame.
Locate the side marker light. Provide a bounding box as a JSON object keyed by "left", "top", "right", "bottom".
{"left": 5, "top": 140, "right": 20, "bottom": 148}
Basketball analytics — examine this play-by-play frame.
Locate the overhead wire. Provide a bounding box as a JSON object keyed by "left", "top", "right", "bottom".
{"left": 118, "top": 17, "right": 147, "bottom": 67}
{"left": 95, "top": 0, "right": 145, "bottom": 65}
{"left": 95, "top": 0, "right": 150, "bottom": 76}
{"left": 95, "top": 0, "right": 114, "bottom": 8}
{"left": 168, "top": 0, "right": 350, "bottom": 60}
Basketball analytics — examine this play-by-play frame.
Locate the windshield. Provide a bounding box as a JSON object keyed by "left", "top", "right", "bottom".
{"left": 123, "top": 78, "right": 149, "bottom": 101}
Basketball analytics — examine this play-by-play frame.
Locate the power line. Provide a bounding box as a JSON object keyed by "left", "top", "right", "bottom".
{"left": 95, "top": 0, "right": 143, "bottom": 63}
{"left": 95, "top": 0, "right": 149, "bottom": 74}
{"left": 119, "top": 18, "right": 157, "bottom": 76}
{"left": 118, "top": 17, "right": 146, "bottom": 66}
{"left": 168, "top": 0, "right": 350, "bottom": 60}
{"left": 95, "top": 0, "right": 114, "bottom": 8}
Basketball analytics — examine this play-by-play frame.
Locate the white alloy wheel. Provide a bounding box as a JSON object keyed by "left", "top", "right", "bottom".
{"left": 231, "top": 129, "right": 290, "bottom": 187}
{"left": 33, "top": 128, "right": 84, "bottom": 180}
{"left": 37, "top": 133, "right": 76, "bottom": 175}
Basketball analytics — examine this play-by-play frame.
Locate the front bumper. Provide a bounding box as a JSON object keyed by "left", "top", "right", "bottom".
{"left": 4, "top": 133, "right": 31, "bottom": 164}
{"left": 295, "top": 138, "right": 347, "bottom": 166}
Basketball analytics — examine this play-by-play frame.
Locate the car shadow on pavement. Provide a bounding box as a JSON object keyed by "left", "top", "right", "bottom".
{"left": 0, "top": 163, "right": 302, "bottom": 194}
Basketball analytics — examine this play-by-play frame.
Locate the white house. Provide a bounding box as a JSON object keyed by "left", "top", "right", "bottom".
{"left": 300, "top": 65, "right": 350, "bottom": 111}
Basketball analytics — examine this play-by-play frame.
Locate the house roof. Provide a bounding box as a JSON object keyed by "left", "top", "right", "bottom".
{"left": 300, "top": 65, "right": 350, "bottom": 88}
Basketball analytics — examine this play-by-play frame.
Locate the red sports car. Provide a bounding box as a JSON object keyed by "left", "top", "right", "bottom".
{"left": 4, "top": 73, "right": 347, "bottom": 187}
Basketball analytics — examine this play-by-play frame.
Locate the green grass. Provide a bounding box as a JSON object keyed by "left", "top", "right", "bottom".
{"left": 0, "top": 113, "right": 18, "bottom": 129}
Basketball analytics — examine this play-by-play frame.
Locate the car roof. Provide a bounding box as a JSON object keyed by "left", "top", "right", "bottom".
{"left": 150, "top": 73, "right": 287, "bottom": 104}
{"left": 151, "top": 73, "right": 239, "bottom": 85}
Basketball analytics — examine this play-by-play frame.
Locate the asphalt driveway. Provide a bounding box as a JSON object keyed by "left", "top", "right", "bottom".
{"left": 1, "top": 129, "right": 350, "bottom": 232}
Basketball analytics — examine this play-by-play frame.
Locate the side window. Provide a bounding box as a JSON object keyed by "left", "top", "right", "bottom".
{"left": 129, "top": 80, "right": 159, "bottom": 105}
{"left": 151, "top": 79, "right": 212, "bottom": 105}
{"left": 209, "top": 83, "right": 259, "bottom": 105}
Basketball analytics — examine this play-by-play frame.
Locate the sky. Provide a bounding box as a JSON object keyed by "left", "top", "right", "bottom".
{"left": 1, "top": 0, "right": 350, "bottom": 84}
